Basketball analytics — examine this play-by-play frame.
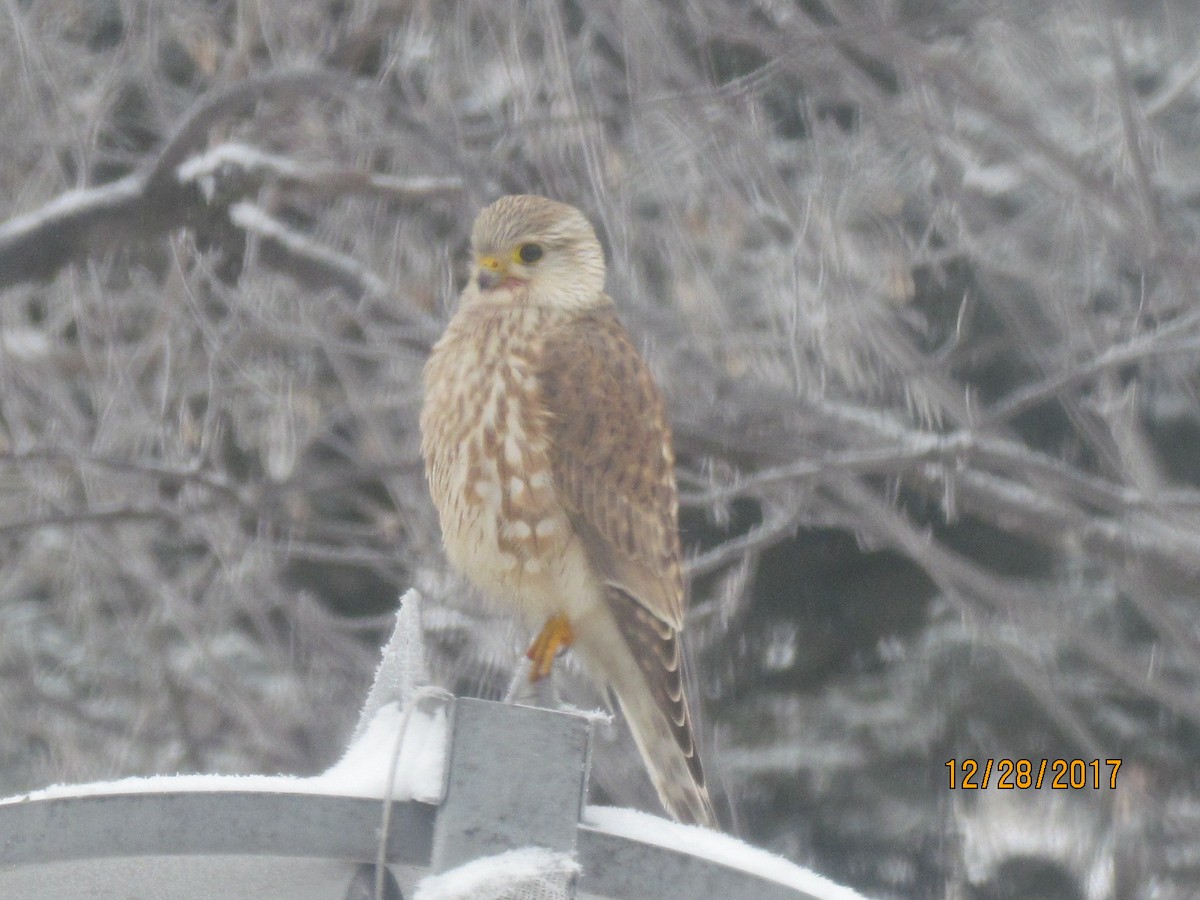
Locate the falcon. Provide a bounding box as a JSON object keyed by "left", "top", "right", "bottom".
{"left": 420, "top": 195, "right": 714, "bottom": 826}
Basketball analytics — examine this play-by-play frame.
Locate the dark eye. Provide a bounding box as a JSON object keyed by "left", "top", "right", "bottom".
{"left": 517, "top": 243, "right": 543, "bottom": 264}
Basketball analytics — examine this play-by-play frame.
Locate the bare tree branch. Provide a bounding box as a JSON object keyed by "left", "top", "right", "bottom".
{"left": 0, "top": 70, "right": 365, "bottom": 290}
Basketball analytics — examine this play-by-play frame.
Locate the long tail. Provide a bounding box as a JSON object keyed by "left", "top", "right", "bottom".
{"left": 580, "top": 587, "right": 716, "bottom": 827}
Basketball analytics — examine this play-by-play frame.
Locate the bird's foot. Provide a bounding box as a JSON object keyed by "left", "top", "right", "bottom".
{"left": 525, "top": 614, "right": 574, "bottom": 682}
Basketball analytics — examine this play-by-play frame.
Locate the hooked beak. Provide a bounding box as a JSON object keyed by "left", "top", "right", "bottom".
{"left": 476, "top": 255, "right": 506, "bottom": 290}
{"left": 476, "top": 255, "right": 529, "bottom": 292}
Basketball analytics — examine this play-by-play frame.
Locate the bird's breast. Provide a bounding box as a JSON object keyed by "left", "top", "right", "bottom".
{"left": 420, "top": 308, "right": 574, "bottom": 604}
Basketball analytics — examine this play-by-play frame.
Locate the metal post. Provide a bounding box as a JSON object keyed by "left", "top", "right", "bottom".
{"left": 429, "top": 698, "right": 592, "bottom": 875}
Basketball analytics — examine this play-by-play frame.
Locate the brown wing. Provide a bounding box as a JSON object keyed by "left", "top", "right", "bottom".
{"left": 604, "top": 584, "right": 709, "bottom": 811}
{"left": 537, "top": 304, "right": 684, "bottom": 630}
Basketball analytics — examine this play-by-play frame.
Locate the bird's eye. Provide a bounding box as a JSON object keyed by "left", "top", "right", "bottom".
{"left": 516, "top": 243, "right": 543, "bottom": 264}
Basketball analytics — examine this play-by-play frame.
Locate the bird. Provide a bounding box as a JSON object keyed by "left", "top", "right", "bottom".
{"left": 420, "top": 194, "right": 715, "bottom": 827}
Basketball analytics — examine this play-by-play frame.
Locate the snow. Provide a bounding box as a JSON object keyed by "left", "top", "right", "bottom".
{"left": 0, "top": 597, "right": 450, "bottom": 807}
{"left": 321, "top": 693, "right": 449, "bottom": 804}
{"left": 0, "top": 596, "right": 863, "bottom": 899}
{"left": 353, "top": 588, "right": 429, "bottom": 741}
{"left": 176, "top": 142, "right": 306, "bottom": 189}
{"left": 0, "top": 328, "right": 53, "bottom": 361}
{"left": 0, "top": 174, "right": 142, "bottom": 241}
{"left": 583, "top": 806, "right": 870, "bottom": 900}
{"left": 227, "top": 201, "right": 390, "bottom": 298}
{"left": 176, "top": 143, "right": 459, "bottom": 203}
{"left": 0, "top": 695, "right": 449, "bottom": 806}
{"left": 413, "top": 847, "right": 579, "bottom": 900}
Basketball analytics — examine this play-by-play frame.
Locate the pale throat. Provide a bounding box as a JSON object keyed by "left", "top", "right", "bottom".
{"left": 473, "top": 273, "right": 604, "bottom": 312}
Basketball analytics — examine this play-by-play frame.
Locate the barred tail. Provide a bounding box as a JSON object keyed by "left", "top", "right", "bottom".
{"left": 580, "top": 587, "right": 715, "bottom": 827}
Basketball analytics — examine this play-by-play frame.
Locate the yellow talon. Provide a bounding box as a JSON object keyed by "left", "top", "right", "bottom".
{"left": 526, "top": 614, "right": 574, "bottom": 681}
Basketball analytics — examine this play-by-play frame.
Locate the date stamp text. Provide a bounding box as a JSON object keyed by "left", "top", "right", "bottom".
{"left": 946, "top": 758, "right": 1121, "bottom": 790}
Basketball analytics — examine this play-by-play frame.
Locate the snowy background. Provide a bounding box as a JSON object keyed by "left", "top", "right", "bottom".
{"left": 2, "top": 1, "right": 1200, "bottom": 897}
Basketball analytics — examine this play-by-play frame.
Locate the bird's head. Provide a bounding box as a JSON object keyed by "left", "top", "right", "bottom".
{"left": 468, "top": 195, "right": 607, "bottom": 310}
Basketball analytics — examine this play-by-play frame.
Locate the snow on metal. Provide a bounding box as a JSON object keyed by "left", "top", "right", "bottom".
{"left": 0, "top": 599, "right": 870, "bottom": 900}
